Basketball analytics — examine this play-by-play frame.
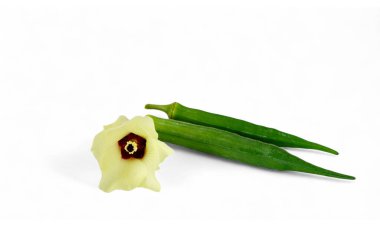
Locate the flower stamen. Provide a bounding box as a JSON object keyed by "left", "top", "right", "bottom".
{"left": 118, "top": 133, "right": 146, "bottom": 159}
{"left": 125, "top": 141, "right": 138, "bottom": 154}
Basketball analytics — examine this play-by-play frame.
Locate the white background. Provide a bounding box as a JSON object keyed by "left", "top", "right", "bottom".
{"left": 1, "top": 1, "right": 379, "bottom": 226}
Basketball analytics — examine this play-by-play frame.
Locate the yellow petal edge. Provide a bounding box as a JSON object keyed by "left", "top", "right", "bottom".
{"left": 91, "top": 116, "right": 173, "bottom": 192}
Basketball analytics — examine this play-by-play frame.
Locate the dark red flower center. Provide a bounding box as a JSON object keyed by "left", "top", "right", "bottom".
{"left": 118, "top": 133, "right": 146, "bottom": 159}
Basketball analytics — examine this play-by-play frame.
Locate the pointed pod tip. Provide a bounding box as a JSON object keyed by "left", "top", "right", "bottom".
{"left": 317, "top": 146, "right": 339, "bottom": 155}
{"left": 329, "top": 172, "right": 356, "bottom": 180}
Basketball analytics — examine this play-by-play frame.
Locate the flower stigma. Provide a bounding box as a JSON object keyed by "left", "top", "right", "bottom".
{"left": 125, "top": 141, "right": 138, "bottom": 154}
{"left": 118, "top": 133, "right": 146, "bottom": 159}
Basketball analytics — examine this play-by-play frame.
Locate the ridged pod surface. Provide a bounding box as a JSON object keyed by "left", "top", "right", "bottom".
{"left": 148, "top": 115, "right": 354, "bottom": 180}
{"left": 146, "top": 102, "right": 338, "bottom": 155}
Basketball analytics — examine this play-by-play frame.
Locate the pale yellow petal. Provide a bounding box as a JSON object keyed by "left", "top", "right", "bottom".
{"left": 92, "top": 122, "right": 132, "bottom": 157}
{"left": 141, "top": 174, "right": 161, "bottom": 192}
{"left": 94, "top": 116, "right": 156, "bottom": 154}
{"left": 104, "top": 115, "right": 128, "bottom": 130}
{"left": 156, "top": 140, "right": 174, "bottom": 162}
{"left": 91, "top": 115, "right": 128, "bottom": 158}
{"left": 124, "top": 116, "right": 158, "bottom": 139}
{"left": 99, "top": 159, "right": 148, "bottom": 192}
{"left": 140, "top": 139, "right": 161, "bottom": 172}
{"left": 94, "top": 144, "right": 121, "bottom": 173}
{"left": 92, "top": 130, "right": 124, "bottom": 165}
{"left": 140, "top": 139, "right": 174, "bottom": 172}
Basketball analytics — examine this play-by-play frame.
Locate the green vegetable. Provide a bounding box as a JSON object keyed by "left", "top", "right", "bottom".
{"left": 148, "top": 115, "right": 354, "bottom": 180}
{"left": 146, "top": 102, "right": 338, "bottom": 155}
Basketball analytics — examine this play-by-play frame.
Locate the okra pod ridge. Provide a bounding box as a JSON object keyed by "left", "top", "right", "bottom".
{"left": 148, "top": 115, "right": 355, "bottom": 180}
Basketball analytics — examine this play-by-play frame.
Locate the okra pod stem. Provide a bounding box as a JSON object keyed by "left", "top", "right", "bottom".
{"left": 148, "top": 115, "right": 354, "bottom": 180}
{"left": 146, "top": 102, "right": 338, "bottom": 155}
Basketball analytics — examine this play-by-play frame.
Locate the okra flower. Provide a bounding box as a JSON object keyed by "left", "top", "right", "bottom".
{"left": 91, "top": 116, "right": 173, "bottom": 192}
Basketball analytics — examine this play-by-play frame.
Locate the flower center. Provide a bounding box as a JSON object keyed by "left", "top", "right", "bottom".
{"left": 125, "top": 142, "right": 136, "bottom": 154}
{"left": 118, "top": 133, "right": 146, "bottom": 159}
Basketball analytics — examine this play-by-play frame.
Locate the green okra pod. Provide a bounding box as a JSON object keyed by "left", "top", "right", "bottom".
{"left": 146, "top": 102, "right": 339, "bottom": 155}
{"left": 148, "top": 115, "right": 354, "bottom": 180}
